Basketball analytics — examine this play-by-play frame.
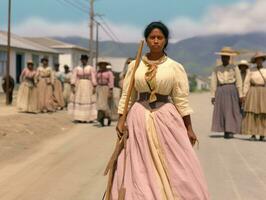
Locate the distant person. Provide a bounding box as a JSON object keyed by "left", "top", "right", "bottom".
{"left": 68, "top": 55, "right": 97, "bottom": 123}
{"left": 1, "top": 75, "right": 15, "bottom": 105}
{"left": 36, "top": 57, "right": 56, "bottom": 112}
{"left": 62, "top": 65, "right": 72, "bottom": 107}
{"left": 242, "top": 52, "right": 266, "bottom": 141}
{"left": 119, "top": 57, "right": 133, "bottom": 89}
{"left": 17, "top": 60, "right": 39, "bottom": 113}
{"left": 211, "top": 47, "right": 243, "bottom": 139}
{"left": 106, "top": 64, "right": 120, "bottom": 121}
{"left": 96, "top": 60, "right": 114, "bottom": 126}
{"left": 238, "top": 60, "right": 250, "bottom": 115}
{"left": 53, "top": 63, "right": 65, "bottom": 110}
{"left": 109, "top": 21, "right": 209, "bottom": 199}
{"left": 238, "top": 60, "right": 250, "bottom": 84}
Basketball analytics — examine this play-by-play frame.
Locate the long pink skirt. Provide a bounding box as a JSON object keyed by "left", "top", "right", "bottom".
{"left": 111, "top": 102, "right": 209, "bottom": 200}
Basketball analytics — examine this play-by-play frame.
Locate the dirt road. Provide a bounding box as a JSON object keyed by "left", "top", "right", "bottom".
{"left": 0, "top": 92, "right": 266, "bottom": 200}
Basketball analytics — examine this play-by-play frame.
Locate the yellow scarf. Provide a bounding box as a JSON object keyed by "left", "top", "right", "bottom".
{"left": 142, "top": 54, "right": 168, "bottom": 103}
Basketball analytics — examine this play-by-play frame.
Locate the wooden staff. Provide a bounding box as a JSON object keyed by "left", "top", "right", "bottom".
{"left": 103, "top": 40, "right": 144, "bottom": 200}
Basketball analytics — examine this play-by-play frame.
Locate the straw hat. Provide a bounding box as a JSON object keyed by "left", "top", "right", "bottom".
{"left": 250, "top": 52, "right": 266, "bottom": 63}
{"left": 27, "top": 60, "right": 34, "bottom": 65}
{"left": 215, "top": 46, "right": 238, "bottom": 56}
{"left": 97, "top": 60, "right": 111, "bottom": 66}
{"left": 237, "top": 60, "right": 250, "bottom": 68}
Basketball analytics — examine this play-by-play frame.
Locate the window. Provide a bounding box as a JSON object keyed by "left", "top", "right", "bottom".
{"left": 0, "top": 51, "right": 7, "bottom": 76}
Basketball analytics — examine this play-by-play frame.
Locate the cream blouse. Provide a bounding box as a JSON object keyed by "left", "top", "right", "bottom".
{"left": 243, "top": 67, "right": 266, "bottom": 96}
{"left": 210, "top": 64, "right": 243, "bottom": 98}
{"left": 37, "top": 66, "right": 55, "bottom": 84}
{"left": 118, "top": 57, "right": 193, "bottom": 117}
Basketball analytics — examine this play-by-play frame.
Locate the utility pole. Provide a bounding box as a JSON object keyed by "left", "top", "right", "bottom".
{"left": 89, "top": 0, "right": 94, "bottom": 65}
{"left": 6, "top": 0, "right": 11, "bottom": 105}
{"left": 95, "top": 22, "right": 99, "bottom": 68}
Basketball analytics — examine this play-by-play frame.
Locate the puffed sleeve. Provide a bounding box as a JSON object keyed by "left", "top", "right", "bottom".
{"left": 210, "top": 69, "right": 217, "bottom": 98}
{"left": 71, "top": 68, "right": 77, "bottom": 85}
{"left": 20, "top": 68, "right": 26, "bottom": 82}
{"left": 50, "top": 68, "right": 55, "bottom": 85}
{"left": 170, "top": 63, "right": 193, "bottom": 117}
{"left": 117, "top": 61, "right": 138, "bottom": 114}
{"left": 91, "top": 67, "right": 97, "bottom": 86}
{"left": 234, "top": 66, "right": 243, "bottom": 98}
{"left": 108, "top": 71, "right": 114, "bottom": 89}
{"left": 243, "top": 69, "right": 251, "bottom": 97}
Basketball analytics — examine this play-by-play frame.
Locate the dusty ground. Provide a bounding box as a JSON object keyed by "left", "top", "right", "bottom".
{"left": 0, "top": 92, "right": 265, "bottom": 200}
{"left": 0, "top": 110, "right": 73, "bottom": 166}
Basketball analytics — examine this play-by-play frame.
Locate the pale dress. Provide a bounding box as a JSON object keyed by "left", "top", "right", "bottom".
{"left": 36, "top": 66, "right": 56, "bottom": 112}
{"left": 53, "top": 71, "right": 65, "bottom": 109}
{"left": 68, "top": 65, "right": 97, "bottom": 122}
{"left": 242, "top": 67, "right": 266, "bottom": 136}
{"left": 17, "top": 68, "right": 39, "bottom": 113}
{"left": 111, "top": 57, "right": 210, "bottom": 200}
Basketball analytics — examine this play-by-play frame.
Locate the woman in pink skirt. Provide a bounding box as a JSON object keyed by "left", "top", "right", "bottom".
{"left": 111, "top": 22, "right": 210, "bottom": 200}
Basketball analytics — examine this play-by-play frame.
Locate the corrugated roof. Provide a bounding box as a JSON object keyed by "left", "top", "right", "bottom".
{"left": 0, "top": 31, "right": 58, "bottom": 54}
{"left": 26, "top": 37, "right": 89, "bottom": 52}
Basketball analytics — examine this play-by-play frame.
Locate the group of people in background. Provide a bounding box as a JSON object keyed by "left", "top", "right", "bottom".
{"left": 16, "top": 57, "right": 69, "bottom": 114}
{"left": 211, "top": 47, "right": 266, "bottom": 141}
{"left": 13, "top": 54, "right": 120, "bottom": 127}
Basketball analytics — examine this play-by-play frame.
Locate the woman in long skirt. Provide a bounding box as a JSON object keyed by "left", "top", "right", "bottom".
{"left": 53, "top": 63, "right": 65, "bottom": 110}
{"left": 111, "top": 22, "right": 209, "bottom": 200}
{"left": 17, "top": 60, "right": 39, "bottom": 113}
{"left": 62, "top": 65, "right": 72, "bottom": 107}
{"left": 96, "top": 60, "right": 114, "bottom": 126}
{"left": 36, "top": 57, "right": 56, "bottom": 112}
{"left": 242, "top": 52, "right": 266, "bottom": 141}
{"left": 210, "top": 47, "right": 243, "bottom": 139}
{"left": 68, "top": 55, "right": 97, "bottom": 123}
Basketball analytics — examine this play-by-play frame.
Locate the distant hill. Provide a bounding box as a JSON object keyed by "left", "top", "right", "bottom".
{"left": 54, "top": 32, "right": 266, "bottom": 76}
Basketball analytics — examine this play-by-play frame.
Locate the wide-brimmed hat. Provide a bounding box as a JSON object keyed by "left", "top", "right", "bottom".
{"left": 97, "top": 60, "right": 111, "bottom": 66}
{"left": 215, "top": 47, "right": 238, "bottom": 56}
{"left": 27, "top": 60, "right": 34, "bottom": 65}
{"left": 80, "top": 54, "right": 89, "bottom": 60}
{"left": 250, "top": 52, "right": 266, "bottom": 63}
{"left": 41, "top": 56, "right": 49, "bottom": 62}
{"left": 237, "top": 60, "right": 250, "bottom": 68}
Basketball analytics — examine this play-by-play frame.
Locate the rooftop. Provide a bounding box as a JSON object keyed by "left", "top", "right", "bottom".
{"left": 0, "top": 31, "right": 58, "bottom": 54}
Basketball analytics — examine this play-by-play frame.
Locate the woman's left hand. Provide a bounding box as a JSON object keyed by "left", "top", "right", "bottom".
{"left": 187, "top": 129, "right": 198, "bottom": 147}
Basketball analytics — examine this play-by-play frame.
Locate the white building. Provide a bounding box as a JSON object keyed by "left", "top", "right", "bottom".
{"left": 27, "top": 37, "right": 90, "bottom": 71}
{"left": 0, "top": 31, "right": 59, "bottom": 87}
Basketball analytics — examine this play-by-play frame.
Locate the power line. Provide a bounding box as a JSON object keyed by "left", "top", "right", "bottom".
{"left": 98, "top": 16, "right": 121, "bottom": 43}
{"left": 55, "top": 0, "right": 88, "bottom": 15}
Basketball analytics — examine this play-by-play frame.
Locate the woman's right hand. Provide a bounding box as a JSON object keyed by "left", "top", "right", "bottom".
{"left": 116, "top": 116, "right": 128, "bottom": 139}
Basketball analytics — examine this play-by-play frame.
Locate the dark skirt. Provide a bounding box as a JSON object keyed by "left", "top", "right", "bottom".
{"left": 211, "top": 84, "right": 242, "bottom": 134}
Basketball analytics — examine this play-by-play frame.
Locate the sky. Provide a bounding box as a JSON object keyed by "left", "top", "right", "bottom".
{"left": 0, "top": 0, "right": 262, "bottom": 42}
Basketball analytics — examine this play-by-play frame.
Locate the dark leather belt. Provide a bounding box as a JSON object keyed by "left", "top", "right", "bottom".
{"left": 98, "top": 83, "right": 108, "bottom": 86}
{"left": 251, "top": 83, "right": 265, "bottom": 87}
{"left": 138, "top": 93, "right": 169, "bottom": 110}
{"left": 139, "top": 92, "right": 169, "bottom": 102}
{"left": 218, "top": 82, "right": 235, "bottom": 87}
